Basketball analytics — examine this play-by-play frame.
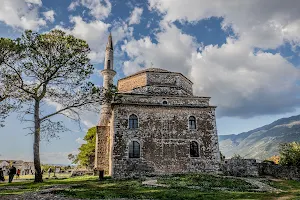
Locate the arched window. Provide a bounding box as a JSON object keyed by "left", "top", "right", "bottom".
{"left": 129, "top": 141, "right": 140, "bottom": 158}
{"left": 189, "top": 116, "right": 196, "bottom": 129}
{"left": 129, "top": 114, "right": 138, "bottom": 129}
{"left": 190, "top": 141, "right": 199, "bottom": 157}
{"left": 162, "top": 101, "right": 168, "bottom": 105}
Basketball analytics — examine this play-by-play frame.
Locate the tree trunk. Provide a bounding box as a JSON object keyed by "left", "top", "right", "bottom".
{"left": 33, "top": 100, "right": 43, "bottom": 182}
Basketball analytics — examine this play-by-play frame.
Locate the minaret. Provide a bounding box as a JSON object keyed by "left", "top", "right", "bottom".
{"left": 98, "top": 33, "right": 116, "bottom": 126}
{"left": 95, "top": 33, "right": 116, "bottom": 178}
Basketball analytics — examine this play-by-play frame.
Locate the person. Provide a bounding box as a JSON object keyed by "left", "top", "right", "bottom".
{"left": 48, "top": 167, "right": 52, "bottom": 178}
{"left": 8, "top": 165, "right": 16, "bottom": 183}
{"left": 0, "top": 168, "right": 5, "bottom": 181}
{"left": 16, "top": 169, "right": 21, "bottom": 179}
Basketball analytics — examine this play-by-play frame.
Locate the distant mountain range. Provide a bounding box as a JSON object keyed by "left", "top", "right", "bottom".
{"left": 218, "top": 115, "right": 300, "bottom": 160}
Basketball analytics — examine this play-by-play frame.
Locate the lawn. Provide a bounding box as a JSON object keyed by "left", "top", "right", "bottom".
{"left": 157, "top": 173, "right": 258, "bottom": 191}
{"left": 0, "top": 174, "right": 299, "bottom": 199}
{"left": 3, "top": 172, "right": 71, "bottom": 181}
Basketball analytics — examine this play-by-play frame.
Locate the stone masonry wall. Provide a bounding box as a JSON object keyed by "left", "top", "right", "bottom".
{"left": 118, "top": 73, "right": 147, "bottom": 93}
{"left": 258, "top": 163, "right": 300, "bottom": 180}
{"left": 221, "top": 159, "right": 300, "bottom": 180}
{"left": 131, "top": 86, "right": 190, "bottom": 96}
{"left": 119, "top": 94, "right": 210, "bottom": 107}
{"left": 117, "top": 71, "right": 193, "bottom": 96}
{"left": 95, "top": 126, "right": 110, "bottom": 174}
{"left": 221, "top": 159, "right": 259, "bottom": 177}
{"left": 111, "top": 104, "right": 220, "bottom": 179}
{"left": 146, "top": 72, "right": 193, "bottom": 95}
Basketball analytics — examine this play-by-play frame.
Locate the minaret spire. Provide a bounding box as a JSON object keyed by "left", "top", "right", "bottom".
{"left": 106, "top": 32, "right": 113, "bottom": 50}
{"left": 104, "top": 32, "right": 114, "bottom": 70}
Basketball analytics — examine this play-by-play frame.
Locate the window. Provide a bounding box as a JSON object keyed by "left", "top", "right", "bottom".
{"left": 107, "top": 60, "right": 111, "bottom": 69}
{"left": 190, "top": 141, "right": 199, "bottom": 157}
{"left": 129, "top": 141, "right": 140, "bottom": 158}
{"left": 129, "top": 114, "right": 138, "bottom": 129}
{"left": 189, "top": 116, "right": 196, "bottom": 129}
{"left": 162, "top": 101, "right": 168, "bottom": 105}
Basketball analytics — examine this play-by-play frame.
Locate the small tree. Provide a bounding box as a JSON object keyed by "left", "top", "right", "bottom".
{"left": 68, "top": 154, "right": 78, "bottom": 164}
{"left": 266, "top": 155, "right": 280, "bottom": 164}
{"left": 220, "top": 151, "right": 225, "bottom": 162}
{"left": 231, "top": 154, "right": 243, "bottom": 159}
{"left": 279, "top": 142, "right": 300, "bottom": 167}
{"left": 0, "top": 30, "right": 106, "bottom": 182}
{"left": 68, "top": 127, "right": 96, "bottom": 169}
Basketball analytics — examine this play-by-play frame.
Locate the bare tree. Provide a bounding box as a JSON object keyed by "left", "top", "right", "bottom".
{"left": 0, "top": 30, "right": 106, "bottom": 182}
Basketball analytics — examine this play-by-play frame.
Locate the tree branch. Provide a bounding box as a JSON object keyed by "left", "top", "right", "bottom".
{"left": 40, "top": 100, "right": 97, "bottom": 122}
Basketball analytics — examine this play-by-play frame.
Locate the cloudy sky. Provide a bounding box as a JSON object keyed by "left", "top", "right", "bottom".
{"left": 0, "top": 0, "right": 300, "bottom": 164}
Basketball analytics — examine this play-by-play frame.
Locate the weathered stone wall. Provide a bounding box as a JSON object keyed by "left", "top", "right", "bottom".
{"left": 119, "top": 94, "right": 210, "bottom": 107}
{"left": 258, "top": 163, "right": 300, "bottom": 180}
{"left": 146, "top": 72, "right": 193, "bottom": 95}
{"left": 94, "top": 126, "right": 110, "bottom": 174}
{"left": 111, "top": 104, "right": 220, "bottom": 179}
{"left": 221, "top": 159, "right": 300, "bottom": 180}
{"left": 118, "top": 73, "right": 147, "bottom": 93}
{"left": 71, "top": 170, "right": 94, "bottom": 177}
{"left": 221, "top": 159, "right": 259, "bottom": 177}
{"left": 117, "top": 71, "right": 193, "bottom": 96}
{"left": 131, "top": 85, "right": 191, "bottom": 96}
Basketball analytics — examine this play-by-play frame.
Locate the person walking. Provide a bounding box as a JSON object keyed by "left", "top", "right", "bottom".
{"left": 48, "top": 167, "right": 52, "bottom": 178}
{"left": 0, "top": 168, "right": 5, "bottom": 182}
{"left": 8, "top": 165, "right": 16, "bottom": 183}
{"left": 16, "top": 169, "right": 21, "bottom": 179}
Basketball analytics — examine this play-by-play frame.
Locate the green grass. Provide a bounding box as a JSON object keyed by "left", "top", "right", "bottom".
{"left": 0, "top": 175, "right": 96, "bottom": 195}
{"left": 3, "top": 173, "right": 71, "bottom": 181}
{"left": 157, "top": 173, "right": 258, "bottom": 191}
{"left": 0, "top": 174, "right": 300, "bottom": 199}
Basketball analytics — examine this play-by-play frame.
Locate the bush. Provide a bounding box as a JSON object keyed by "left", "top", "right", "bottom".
{"left": 279, "top": 142, "right": 300, "bottom": 167}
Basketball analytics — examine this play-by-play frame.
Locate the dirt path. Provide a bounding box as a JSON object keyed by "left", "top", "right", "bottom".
{"left": 142, "top": 179, "right": 169, "bottom": 187}
{"left": 275, "top": 196, "right": 295, "bottom": 200}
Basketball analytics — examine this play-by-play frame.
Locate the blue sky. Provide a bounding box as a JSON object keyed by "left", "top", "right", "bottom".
{"left": 0, "top": 0, "right": 300, "bottom": 164}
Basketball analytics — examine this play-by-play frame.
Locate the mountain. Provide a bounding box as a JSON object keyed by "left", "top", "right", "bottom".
{"left": 218, "top": 115, "right": 300, "bottom": 160}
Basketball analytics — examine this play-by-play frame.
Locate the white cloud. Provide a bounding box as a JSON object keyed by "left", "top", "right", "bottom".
{"left": 43, "top": 10, "right": 55, "bottom": 23}
{"left": 190, "top": 40, "right": 300, "bottom": 117}
{"left": 149, "top": 0, "right": 300, "bottom": 49}
{"left": 121, "top": 23, "right": 196, "bottom": 75}
{"left": 55, "top": 16, "right": 132, "bottom": 64}
{"left": 122, "top": 19, "right": 300, "bottom": 118}
{"left": 129, "top": 7, "right": 143, "bottom": 25}
{"left": 68, "top": 0, "right": 111, "bottom": 20}
{"left": 68, "top": 1, "right": 80, "bottom": 10}
{"left": 25, "top": 0, "right": 42, "bottom": 6}
{"left": 55, "top": 16, "right": 110, "bottom": 63}
{"left": 76, "top": 137, "right": 87, "bottom": 145}
{"left": 0, "top": 0, "right": 46, "bottom": 30}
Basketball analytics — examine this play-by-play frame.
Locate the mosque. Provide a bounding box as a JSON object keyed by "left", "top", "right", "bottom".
{"left": 94, "top": 34, "right": 220, "bottom": 178}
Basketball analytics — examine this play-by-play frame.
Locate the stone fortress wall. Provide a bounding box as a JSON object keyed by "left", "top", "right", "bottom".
{"left": 221, "top": 159, "right": 300, "bottom": 180}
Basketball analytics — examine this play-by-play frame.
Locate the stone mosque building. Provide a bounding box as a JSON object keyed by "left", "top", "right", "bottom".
{"left": 95, "top": 34, "right": 220, "bottom": 178}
